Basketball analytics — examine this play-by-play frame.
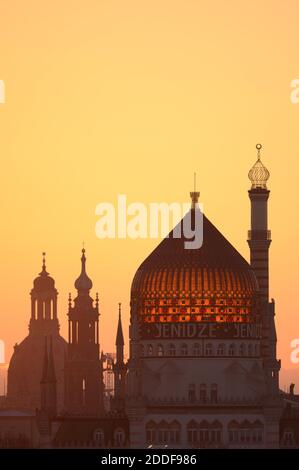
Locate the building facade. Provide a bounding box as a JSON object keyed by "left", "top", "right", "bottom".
{"left": 126, "top": 145, "right": 282, "bottom": 448}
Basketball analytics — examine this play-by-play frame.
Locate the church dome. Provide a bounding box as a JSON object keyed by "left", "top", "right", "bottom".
{"left": 74, "top": 249, "right": 93, "bottom": 292}
{"left": 33, "top": 253, "right": 56, "bottom": 292}
{"left": 131, "top": 210, "right": 259, "bottom": 324}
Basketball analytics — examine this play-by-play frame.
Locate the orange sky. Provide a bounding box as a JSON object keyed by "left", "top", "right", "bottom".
{"left": 0, "top": 0, "right": 299, "bottom": 390}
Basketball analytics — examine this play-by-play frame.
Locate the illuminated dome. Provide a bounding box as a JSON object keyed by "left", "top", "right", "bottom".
{"left": 131, "top": 210, "right": 260, "bottom": 324}
{"left": 248, "top": 144, "right": 270, "bottom": 189}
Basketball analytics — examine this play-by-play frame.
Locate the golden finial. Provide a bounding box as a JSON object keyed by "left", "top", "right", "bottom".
{"left": 248, "top": 143, "right": 270, "bottom": 189}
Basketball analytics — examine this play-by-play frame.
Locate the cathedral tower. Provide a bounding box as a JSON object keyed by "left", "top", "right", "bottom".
{"left": 64, "top": 249, "right": 103, "bottom": 416}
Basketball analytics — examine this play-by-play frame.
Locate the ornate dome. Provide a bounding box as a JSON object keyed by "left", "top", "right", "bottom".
{"left": 131, "top": 210, "right": 260, "bottom": 324}
{"left": 248, "top": 144, "right": 270, "bottom": 189}
{"left": 74, "top": 248, "right": 93, "bottom": 292}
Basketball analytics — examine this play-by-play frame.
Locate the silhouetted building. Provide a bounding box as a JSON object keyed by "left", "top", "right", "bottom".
{"left": 111, "top": 304, "right": 127, "bottom": 411}
{"left": 7, "top": 254, "right": 67, "bottom": 412}
{"left": 64, "top": 249, "right": 104, "bottom": 416}
{"left": 53, "top": 412, "right": 129, "bottom": 448}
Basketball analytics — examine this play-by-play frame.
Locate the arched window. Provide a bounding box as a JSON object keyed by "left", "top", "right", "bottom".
{"left": 239, "top": 343, "right": 245, "bottom": 356}
{"left": 193, "top": 343, "right": 201, "bottom": 356}
{"left": 181, "top": 343, "right": 188, "bottom": 356}
{"left": 157, "top": 344, "right": 164, "bottom": 356}
{"left": 205, "top": 343, "right": 213, "bottom": 356}
{"left": 168, "top": 343, "right": 176, "bottom": 356}
{"left": 211, "top": 383, "right": 218, "bottom": 403}
{"left": 114, "top": 428, "right": 125, "bottom": 447}
{"left": 187, "top": 420, "right": 198, "bottom": 445}
{"left": 228, "top": 344, "right": 235, "bottom": 356}
{"left": 94, "top": 428, "right": 104, "bottom": 447}
{"left": 199, "top": 383, "right": 207, "bottom": 403}
{"left": 146, "top": 421, "right": 156, "bottom": 445}
{"left": 169, "top": 420, "right": 180, "bottom": 444}
{"left": 188, "top": 383, "right": 196, "bottom": 403}
{"left": 147, "top": 344, "right": 153, "bottom": 356}
{"left": 248, "top": 344, "right": 253, "bottom": 356}
{"left": 217, "top": 343, "right": 224, "bottom": 356}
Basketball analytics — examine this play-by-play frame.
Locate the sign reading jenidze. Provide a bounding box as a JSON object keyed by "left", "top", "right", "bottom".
{"left": 140, "top": 323, "right": 262, "bottom": 340}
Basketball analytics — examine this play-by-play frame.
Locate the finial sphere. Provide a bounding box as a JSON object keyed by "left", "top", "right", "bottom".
{"left": 256, "top": 143, "right": 262, "bottom": 150}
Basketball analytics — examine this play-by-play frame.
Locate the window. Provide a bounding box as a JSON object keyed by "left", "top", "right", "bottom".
{"left": 181, "top": 343, "right": 188, "bottom": 356}
{"left": 211, "top": 384, "right": 218, "bottom": 403}
{"left": 114, "top": 428, "right": 125, "bottom": 447}
{"left": 168, "top": 343, "right": 176, "bottom": 356}
{"left": 187, "top": 421, "right": 198, "bottom": 444}
{"left": 193, "top": 343, "right": 201, "bottom": 356}
{"left": 188, "top": 383, "right": 196, "bottom": 403}
{"left": 147, "top": 344, "right": 153, "bottom": 356}
{"left": 239, "top": 343, "right": 245, "bottom": 356}
{"left": 157, "top": 344, "right": 164, "bottom": 356}
{"left": 228, "top": 344, "right": 235, "bottom": 356}
{"left": 217, "top": 343, "right": 224, "bottom": 356}
{"left": 94, "top": 428, "right": 104, "bottom": 447}
{"left": 146, "top": 421, "right": 156, "bottom": 444}
{"left": 205, "top": 343, "right": 213, "bottom": 356}
{"left": 199, "top": 383, "right": 207, "bottom": 403}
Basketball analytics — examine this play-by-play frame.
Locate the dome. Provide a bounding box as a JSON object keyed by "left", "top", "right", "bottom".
{"left": 33, "top": 271, "right": 55, "bottom": 291}
{"left": 7, "top": 334, "right": 67, "bottom": 412}
{"left": 131, "top": 210, "right": 259, "bottom": 324}
{"left": 248, "top": 144, "right": 270, "bottom": 189}
{"left": 74, "top": 248, "right": 93, "bottom": 292}
{"left": 33, "top": 253, "right": 56, "bottom": 292}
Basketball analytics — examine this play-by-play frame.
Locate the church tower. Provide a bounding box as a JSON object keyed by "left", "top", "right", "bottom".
{"left": 7, "top": 254, "right": 67, "bottom": 411}
{"left": 64, "top": 248, "right": 104, "bottom": 416}
{"left": 112, "top": 303, "right": 127, "bottom": 411}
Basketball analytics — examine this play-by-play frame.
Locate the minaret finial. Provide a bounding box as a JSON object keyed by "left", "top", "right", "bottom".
{"left": 190, "top": 172, "right": 200, "bottom": 209}
{"left": 256, "top": 143, "right": 262, "bottom": 160}
{"left": 118, "top": 302, "right": 122, "bottom": 319}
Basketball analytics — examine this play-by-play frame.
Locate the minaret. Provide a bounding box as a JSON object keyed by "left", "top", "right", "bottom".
{"left": 112, "top": 303, "right": 127, "bottom": 411}
{"left": 29, "top": 253, "right": 59, "bottom": 336}
{"left": 64, "top": 248, "right": 103, "bottom": 416}
{"left": 247, "top": 144, "right": 280, "bottom": 391}
{"left": 247, "top": 145, "right": 271, "bottom": 302}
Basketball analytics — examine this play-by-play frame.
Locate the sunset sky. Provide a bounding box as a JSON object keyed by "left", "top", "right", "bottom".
{"left": 0, "top": 0, "right": 299, "bottom": 389}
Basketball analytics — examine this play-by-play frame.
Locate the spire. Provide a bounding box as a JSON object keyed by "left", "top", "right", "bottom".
{"left": 248, "top": 143, "right": 270, "bottom": 189}
{"left": 116, "top": 303, "right": 124, "bottom": 347}
{"left": 74, "top": 247, "right": 93, "bottom": 293}
{"left": 41, "top": 337, "right": 48, "bottom": 383}
{"left": 40, "top": 252, "right": 49, "bottom": 276}
{"left": 190, "top": 172, "right": 200, "bottom": 209}
{"left": 47, "top": 336, "right": 56, "bottom": 383}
